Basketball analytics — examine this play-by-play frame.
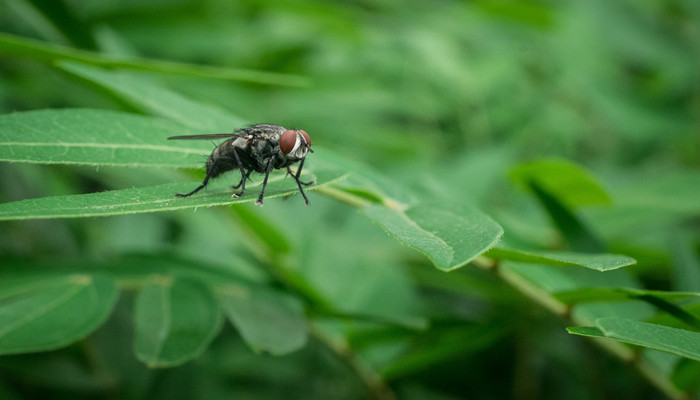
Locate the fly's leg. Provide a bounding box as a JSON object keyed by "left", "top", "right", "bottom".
{"left": 255, "top": 156, "right": 275, "bottom": 207}
{"left": 175, "top": 173, "right": 211, "bottom": 198}
{"left": 175, "top": 157, "right": 219, "bottom": 198}
{"left": 286, "top": 159, "right": 314, "bottom": 206}
{"left": 232, "top": 169, "right": 250, "bottom": 190}
{"left": 288, "top": 158, "right": 316, "bottom": 186}
{"left": 230, "top": 148, "right": 248, "bottom": 198}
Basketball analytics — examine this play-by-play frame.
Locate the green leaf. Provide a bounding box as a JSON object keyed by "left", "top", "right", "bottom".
{"left": 134, "top": 278, "right": 222, "bottom": 368}
{"left": 363, "top": 203, "right": 503, "bottom": 271}
{"left": 486, "top": 247, "right": 636, "bottom": 271}
{"left": 0, "top": 32, "right": 310, "bottom": 86}
{"left": 509, "top": 159, "right": 612, "bottom": 208}
{"left": 0, "top": 109, "right": 203, "bottom": 167}
{"left": 218, "top": 285, "right": 308, "bottom": 355}
{"left": 58, "top": 62, "right": 247, "bottom": 131}
{"left": 566, "top": 326, "right": 605, "bottom": 338}
{"left": 0, "top": 162, "right": 345, "bottom": 220}
{"left": 0, "top": 274, "right": 118, "bottom": 355}
{"left": 554, "top": 287, "right": 700, "bottom": 304}
{"left": 670, "top": 230, "right": 700, "bottom": 292}
{"left": 554, "top": 288, "right": 700, "bottom": 329}
{"left": 529, "top": 180, "right": 604, "bottom": 252}
{"left": 568, "top": 318, "right": 700, "bottom": 361}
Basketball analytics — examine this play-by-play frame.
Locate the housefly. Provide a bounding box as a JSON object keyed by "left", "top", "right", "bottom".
{"left": 168, "top": 124, "right": 314, "bottom": 206}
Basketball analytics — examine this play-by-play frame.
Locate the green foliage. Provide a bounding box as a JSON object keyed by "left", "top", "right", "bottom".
{"left": 1, "top": 1, "right": 699, "bottom": 399}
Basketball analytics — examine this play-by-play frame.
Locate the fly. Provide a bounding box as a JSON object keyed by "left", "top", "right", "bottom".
{"left": 168, "top": 124, "right": 315, "bottom": 206}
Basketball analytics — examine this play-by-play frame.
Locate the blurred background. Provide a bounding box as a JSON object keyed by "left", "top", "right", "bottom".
{"left": 1, "top": 0, "right": 699, "bottom": 399}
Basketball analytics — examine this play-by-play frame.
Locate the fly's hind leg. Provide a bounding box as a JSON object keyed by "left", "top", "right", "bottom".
{"left": 232, "top": 169, "right": 251, "bottom": 189}
{"left": 255, "top": 156, "right": 275, "bottom": 207}
{"left": 230, "top": 148, "right": 248, "bottom": 198}
{"left": 175, "top": 174, "right": 211, "bottom": 198}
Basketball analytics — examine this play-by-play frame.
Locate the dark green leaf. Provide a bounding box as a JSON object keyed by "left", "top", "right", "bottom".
{"left": 529, "top": 180, "right": 605, "bottom": 252}
{"left": 0, "top": 274, "right": 118, "bottom": 355}
{"left": 219, "top": 285, "right": 308, "bottom": 354}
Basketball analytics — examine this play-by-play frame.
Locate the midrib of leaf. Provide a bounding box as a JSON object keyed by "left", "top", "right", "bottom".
{"left": 0, "top": 141, "right": 209, "bottom": 156}
{"left": 364, "top": 205, "right": 454, "bottom": 268}
{"left": 397, "top": 208, "right": 455, "bottom": 266}
{"left": 0, "top": 281, "right": 85, "bottom": 338}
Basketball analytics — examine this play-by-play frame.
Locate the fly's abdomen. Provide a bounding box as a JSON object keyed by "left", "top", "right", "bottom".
{"left": 205, "top": 142, "right": 239, "bottom": 179}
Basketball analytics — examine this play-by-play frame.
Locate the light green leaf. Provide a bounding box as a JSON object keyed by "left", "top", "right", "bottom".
{"left": 59, "top": 62, "right": 246, "bottom": 131}
{"left": 568, "top": 318, "right": 700, "bottom": 361}
{"left": 486, "top": 247, "right": 636, "bottom": 271}
{"left": 0, "top": 32, "right": 310, "bottom": 86}
{"left": 0, "top": 274, "right": 118, "bottom": 355}
{"left": 0, "top": 165, "right": 345, "bottom": 220}
{"left": 554, "top": 287, "right": 700, "bottom": 304}
{"left": 219, "top": 285, "right": 307, "bottom": 355}
{"left": 0, "top": 108, "right": 203, "bottom": 167}
{"left": 363, "top": 203, "right": 503, "bottom": 271}
{"left": 509, "top": 159, "right": 612, "bottom": 208}
{"left": 134, "top": 278, "right": 222, "bottom": 368}
{"left": 555, "top": 288, "right": 700, "bottom": 328}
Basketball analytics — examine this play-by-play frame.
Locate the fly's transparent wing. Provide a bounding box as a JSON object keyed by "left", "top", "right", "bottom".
{"left": 168, "top": 134, "right": 238, "bottom": 140}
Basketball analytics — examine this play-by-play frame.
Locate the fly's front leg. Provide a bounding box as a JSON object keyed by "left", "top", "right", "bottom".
{"left": 286, "top": 159, "right": 314, "bottom": 206}
{"left": 289, "top": 158, "right": 315, "bottom": 186}
{"left": 255, "top": 156, "right": 275, "bottom": 207}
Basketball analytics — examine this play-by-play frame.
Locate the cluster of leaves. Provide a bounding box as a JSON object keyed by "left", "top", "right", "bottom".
{"left": 1, "top": 1, "right": 699, "bottom": 399}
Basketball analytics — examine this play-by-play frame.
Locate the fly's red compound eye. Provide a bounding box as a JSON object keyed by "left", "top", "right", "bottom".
{"left": 280, "top": 130, "right": 297, "bottom": 154}
{"left": 299, "top": 130, "right": 311, "bottom": 147}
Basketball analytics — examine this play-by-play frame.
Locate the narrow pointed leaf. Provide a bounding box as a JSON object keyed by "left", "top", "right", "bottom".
{"left": 0, "top": 274, "right": 118, "bottom": 354}
{"left": 555, "top": 288, "right": 700, "bottom": 328}
{"left": 363, "top": 203, "right": 503, "bottom": 271}
{"left": 0, "top": 108, "right": 204, "bottom": 167}
{"left": 134, "top": 278, "right": 222, "bottom": 367}
{"left": 219, "top": 285, "right": 307, "bottom": 355}
{"left": 486, "top": 247, "right": 636, "bottom": 271}
{"left": 529, "top": 181, "right": 604, "bottom": 252}
{"left": 569, "top": 318, "right": 700, "bottom": 361}
{"left": 0, "top": 32, "right": 310, "bottom": 86}
{"left": 554, "top": 287, "right": 700, "bottom": 304}
{"left": 0, "top": 165, "right": 345, "bottom": 220}
{"left": 59, "top": 62, "right": 246, "bottom": 131}
{"left": 509, "top": 159, "right": 611, "bottom": 208}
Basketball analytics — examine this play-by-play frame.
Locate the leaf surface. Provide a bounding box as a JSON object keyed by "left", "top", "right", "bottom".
{"left": 363, "top": 203, "right": 503, "bottom": 271}
{"left": 487, "top": 247, "right": 636, "bottom": 271}
{"left": 134, "top": 278, "right": 222, "bottom": 367}
{"left": 568, "top": 318, "right": 700, "bottom": 361}
{"left": 0, "top": 274, "right": 118, "bottom": 354}
{"left": 219, "top": 285, "right": 307, "bottom": 354}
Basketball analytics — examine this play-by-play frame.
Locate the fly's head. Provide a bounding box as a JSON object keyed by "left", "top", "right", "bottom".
{"left": 279, "top": 129, "right": 313, "bottom": 161}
